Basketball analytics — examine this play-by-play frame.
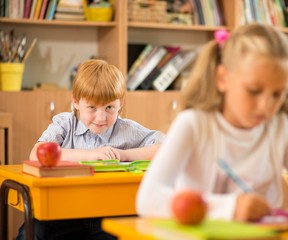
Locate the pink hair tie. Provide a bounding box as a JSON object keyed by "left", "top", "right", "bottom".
{"left": 214, "top": 30, "right": 230, "bottom": 47}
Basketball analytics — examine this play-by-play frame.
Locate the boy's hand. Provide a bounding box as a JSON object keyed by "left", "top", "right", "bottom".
{"left": 92, "top": 146, "right": 121, "bottom": 160}
{"left": 234, "top": 193, "right": 272, "bottom": 222}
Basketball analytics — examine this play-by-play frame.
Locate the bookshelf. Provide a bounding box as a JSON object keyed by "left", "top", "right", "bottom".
{"left": 2, "top": 0, "right": 285, "bottom": 143}
{"left": 1, "top": 0, "right": 287, "bottom": 238}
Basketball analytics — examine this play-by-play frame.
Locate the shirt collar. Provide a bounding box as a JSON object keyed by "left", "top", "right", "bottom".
{"left": 74, "top": 118, "right": 114, "bottom": 141}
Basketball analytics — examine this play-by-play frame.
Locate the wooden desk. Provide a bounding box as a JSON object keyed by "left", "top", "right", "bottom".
{"left": 0, "top": 165, "right": 143, "bottom": 239}
{"left": 103, "top": 217, "right": 288, "bottom": 240}
{"left": 0, "top": 113, "right": 12, "bottom": 165}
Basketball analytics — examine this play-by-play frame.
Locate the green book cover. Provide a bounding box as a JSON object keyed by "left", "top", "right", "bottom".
{"left": 79, "top": 159, "right": 150, "bottom": 173}
{"left": 154, "top": 219, "right": 276, "bottom": 239}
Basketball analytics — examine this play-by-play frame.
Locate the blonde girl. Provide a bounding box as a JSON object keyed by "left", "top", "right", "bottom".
{"left": 137, "top": 23, "right": 288, "bottom": 222}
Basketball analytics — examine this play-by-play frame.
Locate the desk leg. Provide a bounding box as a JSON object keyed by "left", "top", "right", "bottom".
{"left": 0, "top": 179, "right": 34, "bottom": 240}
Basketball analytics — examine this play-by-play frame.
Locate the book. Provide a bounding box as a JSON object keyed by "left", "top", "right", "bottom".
{"left": 23, "top": 0, "right": 33, "bottom": 18}
{"left": 22, "top": 160, "right": 94, "bottom": 178}
{"left": 45, "top": 0, "right": 58, "bottom": 20}
{"left": 54, "top": 12, "right": 85, "bottom": 20}
{"left": 127, "top": 46, "right": 168, "bottom": 91}
{"left": 139, "top": 46, "right": 181, "bottom": 90}
{"left": 33, "top": 0, "right": 43, "bottom": 19}
{"left": 154, "top": 219, "right": 277, "bottom": 239}
{"left": 39, "top": 0, "right": 49, "bottom": 19}
{"left": 29, "top": 0, "right": 38, "bottom": 19}
{"left": 80, "top": 159, "right": 151, "bottom": 173}
{"left": 56, "top": 5, "right": 84, "bottom": 13}
{"left": 153, "top": 49, "right": 197, "bottom": 92}
{"left": 127, "top": 44, "right": 154, "bottom": 80}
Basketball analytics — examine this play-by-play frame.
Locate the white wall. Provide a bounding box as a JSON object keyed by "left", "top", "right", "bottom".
{"left": 2, "top": 24, "right": 98, "bottom": 89}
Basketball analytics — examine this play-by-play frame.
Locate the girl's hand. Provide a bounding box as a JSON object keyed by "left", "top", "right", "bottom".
{"left": 90, "top": 146, "right": 121, "bottom": 160}
{"left": 234, "top": 193, "right": 272, "bottom": 222}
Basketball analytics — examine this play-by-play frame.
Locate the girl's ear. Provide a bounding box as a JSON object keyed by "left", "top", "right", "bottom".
{"left": 216, "top": 64, "right": 228, "bottom": 93}
{"left": 71, "top": 96, "right": 79, "bottom": 110}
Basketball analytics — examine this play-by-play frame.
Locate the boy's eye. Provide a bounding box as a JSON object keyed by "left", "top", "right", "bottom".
{"left": 106, "top": 105, "right": 115, "bottom": 111}
{"left": 248, "top": 89, "right": 261, "bottom": 96}
{"left": 273, "top": 91, "right": 284, "bottom": 99}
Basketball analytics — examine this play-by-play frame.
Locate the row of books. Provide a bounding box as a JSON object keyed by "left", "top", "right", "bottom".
{"left": 239, "top": 0, "right": 288, "bottom": 27}
{"left": 192, "top": 0, "right": 225, "bottom": 26}
{"left": 0, "top": 0, "right": 84, "bottom": 21}
{"left": 127, "top": 44, "right": 197, "bottom": 92}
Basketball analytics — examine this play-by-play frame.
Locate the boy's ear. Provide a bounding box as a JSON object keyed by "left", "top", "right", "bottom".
{"left": 216, "top": 64, "right": 228, "bottom": 93}
{"left": 71, "top": 96, "right": 79, "bottom": 110}
{"left": 120, "top": 97, "right": 125, "bottom": 108}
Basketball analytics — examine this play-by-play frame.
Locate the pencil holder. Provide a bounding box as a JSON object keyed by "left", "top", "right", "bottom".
{"left": 0, "top": 63, "right": 24, "bottom": 91}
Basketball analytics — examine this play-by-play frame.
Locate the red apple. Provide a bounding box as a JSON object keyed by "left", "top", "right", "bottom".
{"left": 171, "top": 190, "right": 207, "bottom": 225}
{"left": 36, "top": 142, "right": 61, "bottom": 167}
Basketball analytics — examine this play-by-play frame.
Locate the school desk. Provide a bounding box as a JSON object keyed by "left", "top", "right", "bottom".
{"left": 102, "top": 217, "right": 288, "bottom": 240}
{"left": 0, "top": 164, "right": 143, "bottom": 240}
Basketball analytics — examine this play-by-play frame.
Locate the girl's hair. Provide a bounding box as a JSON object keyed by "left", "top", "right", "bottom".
{"left": 181, "top": 23, "right": 288, "bottom": 112}
{"left": 72, "top": 59, "right": 126, "bottom": 106}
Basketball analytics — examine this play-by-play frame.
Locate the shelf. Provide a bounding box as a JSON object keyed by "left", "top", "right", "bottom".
{"left": 0, "top": 18, "right": 117, "bottom": 27}
{"left": 128, "top": 22, "right": 229, "bottom": 31}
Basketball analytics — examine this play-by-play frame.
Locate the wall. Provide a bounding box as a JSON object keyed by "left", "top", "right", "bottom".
{"left": 2, "top": 24, "right": 98, "bottom": 89}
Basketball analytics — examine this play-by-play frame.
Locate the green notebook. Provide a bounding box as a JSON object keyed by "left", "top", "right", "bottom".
{"left": 79, "top": 159, "right": 150, "bottom": 173}
{"left": 154, "top": 219, "right": 277, "bottom": 239}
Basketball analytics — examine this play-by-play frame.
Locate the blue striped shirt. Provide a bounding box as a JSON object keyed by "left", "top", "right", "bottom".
{"left": 38, "top": 112, "right": 165, "bottom": 149}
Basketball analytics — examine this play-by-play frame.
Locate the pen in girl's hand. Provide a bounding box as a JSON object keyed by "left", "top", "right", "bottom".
{"left": 217, "top": 159, "right": 252, "bottom": 193}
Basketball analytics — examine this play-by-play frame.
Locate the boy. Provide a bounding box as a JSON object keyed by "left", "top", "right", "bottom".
{"left": 17, "top": 59, "right": 165, "bottom": 240}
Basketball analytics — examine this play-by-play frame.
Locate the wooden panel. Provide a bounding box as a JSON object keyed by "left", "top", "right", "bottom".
{"left": 125, "top": 91, "right": 181, "bottom": 133}
{"left": 0, "top": 129, "right": 4, "bottom": 165}
{"left": 0, "top": 91, "right": 71, "bottom": 165}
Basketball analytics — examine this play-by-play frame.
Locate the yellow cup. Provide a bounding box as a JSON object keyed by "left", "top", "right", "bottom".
{"left": 0, "top": 63, "right": 24, "bottom": 91}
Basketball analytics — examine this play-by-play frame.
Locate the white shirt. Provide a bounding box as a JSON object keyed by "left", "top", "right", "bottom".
{"left": 38, "top": 112, "right": 165, "bottom": 149}
{"left": 136, "top": 109, "right": 288, "bottom": 220}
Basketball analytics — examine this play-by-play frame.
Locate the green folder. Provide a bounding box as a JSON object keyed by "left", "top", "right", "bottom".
{"left": 154, "top": 219, "right": 277, "bottom": 239}
{"left": 79, "top": 159, "right": 150, "bottom": 173}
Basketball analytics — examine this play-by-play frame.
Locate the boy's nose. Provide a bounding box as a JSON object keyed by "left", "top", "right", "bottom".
{"left": 95, "top": 110, "right": 106, "bottom": 121}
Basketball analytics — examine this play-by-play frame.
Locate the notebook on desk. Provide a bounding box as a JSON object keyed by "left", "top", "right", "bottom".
{"left": 154, "top": 219, "right": 278, "bottom": 239}
{"left": 79, "top": 159, "right": 150, "bottom": 173}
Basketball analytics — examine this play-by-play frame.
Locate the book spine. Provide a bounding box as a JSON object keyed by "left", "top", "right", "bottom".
{"left": 33, "top": 0, "right": 43, "bottom": 19}
{"left": 39, "top": 0, "right": 49, "bottom": 19}
{"left": 139, "top": 50, "right": 180, "bottom": 90}
{"left": 29, "top": 0, "right": 38, "bottom": 19}
{"left": 23, "top": 0, "right": 33, "bottom": 18}
{"left": 153, "top": 64, "right": 180, "bottom": 92}
{"left": 153, "top": 50, "right": 196, "bottom": 92}
{"left": 46, "top": 0, "right": 57, "bottom": 20}
{"left": 127, "top": 44, "right": 153, "bottom": 79}
{"left": 127, "top": 47, "right": 167, "bottom": 91}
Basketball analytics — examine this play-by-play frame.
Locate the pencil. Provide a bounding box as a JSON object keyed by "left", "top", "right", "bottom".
{"left": 217, "top": 159, "right": 252, "bottom": 193}
{"left": 22, "top": 38, "right": 38, "bottom": 63}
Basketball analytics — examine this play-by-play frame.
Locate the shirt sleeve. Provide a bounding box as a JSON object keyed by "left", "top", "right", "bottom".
{"left": 37, "top": 113, "right": 71, "bottom": 145}
{"left": 136, "top": 111, "right": 198, "bottom": 218}
{"left": 120, "top": 118, "right": 166, "bottom": 147}
{"left": 136, "top": 111, "right": 238, "bottom": 220}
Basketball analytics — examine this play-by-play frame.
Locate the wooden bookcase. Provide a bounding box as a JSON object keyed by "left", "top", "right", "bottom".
{"left": 1, "top": 1, "right": 286, "bottom": 238}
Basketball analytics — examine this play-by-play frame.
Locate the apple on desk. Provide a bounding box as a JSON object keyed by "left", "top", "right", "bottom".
{"left": 36, "top": 142, "right": 61, "bottom": 167}
{"left": 171, "top": 190, "right": 207, "bottom": 225}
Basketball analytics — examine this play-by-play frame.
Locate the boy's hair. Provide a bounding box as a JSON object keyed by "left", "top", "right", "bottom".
{"left": 72, "top": 59, "right": 126, "bottom": 106}
{"left": 181, "top": 23, "right": 288, "bottom": 112}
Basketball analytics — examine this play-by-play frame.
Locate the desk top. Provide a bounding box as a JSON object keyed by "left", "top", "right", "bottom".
{"left": 103, "top": 217, "right": 286, "bottom": 240}
{"left": 0, "top": 165, "right": 143, "bottom": 220}
{"left": 0, "top": 164, "right": 143, "bottom": 187}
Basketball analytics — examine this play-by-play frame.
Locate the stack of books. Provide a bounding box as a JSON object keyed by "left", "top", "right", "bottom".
{"left": 127, "top": 44, "right": 197, "bottom": 92}
{"left": 54, "top": 0, "right": 84, "bottom": 21}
